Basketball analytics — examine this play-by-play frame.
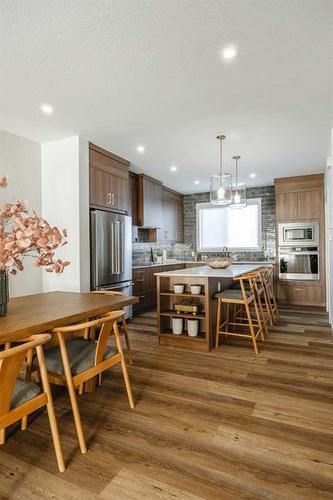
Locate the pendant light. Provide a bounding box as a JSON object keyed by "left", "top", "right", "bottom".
{"left": 230, "top": 155, "right": 247, "bottom": 209}
{"left": 209, "top": 134, "right": 232, "bottom": 206}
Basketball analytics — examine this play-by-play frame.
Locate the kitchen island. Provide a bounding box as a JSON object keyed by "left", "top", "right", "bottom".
{"left": 155, "top": 264, "right": 264, "bottom": 351}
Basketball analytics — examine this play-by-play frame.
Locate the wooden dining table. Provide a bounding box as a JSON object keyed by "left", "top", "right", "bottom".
{"left": 0, "top": 291, "right": 138, "bottom": 343}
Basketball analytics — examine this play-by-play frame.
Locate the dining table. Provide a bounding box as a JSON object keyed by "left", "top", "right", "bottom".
{"left": 0, "top": 291, "right": 138, "bottom": 343}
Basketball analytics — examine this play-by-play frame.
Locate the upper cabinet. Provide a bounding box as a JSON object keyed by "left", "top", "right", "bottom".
{"left": 137, "top": 174, "right": 162, "bottom": 228}
{"left": 275, "top": 174, "right": 324, "bottom": 222}
{"left": 128, "top": 172, "right": 139, "bottom": 225}
{"left": 158, "top": 187, "right": 184, "bottom": 242}
{"left": 89, "top": 143, "right": 129, "bottom": 213}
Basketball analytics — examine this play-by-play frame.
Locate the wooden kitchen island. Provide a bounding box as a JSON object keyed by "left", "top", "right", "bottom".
{"left": 155, "top": 264, "right": 263, "bottom": 351}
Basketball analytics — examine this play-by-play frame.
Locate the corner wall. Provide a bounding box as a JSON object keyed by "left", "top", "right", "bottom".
{"left": 41, "top": 136, "right": 90, "bottom": 292}
{"left": 0, "top": 129, "right": 43, "bottom": 297}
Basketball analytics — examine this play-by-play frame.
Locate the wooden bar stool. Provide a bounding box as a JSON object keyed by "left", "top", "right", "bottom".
{"left": 260, "top": 266, "right": 278, "bottom": 324}
{"left": 0, "top": 334, "right": 65, "bottom": 472}
{"left": 34, "top": 311, "right": 134, "bottom": 454}
{"left": 215, "top": 272, "right": 266, "bottom": 354}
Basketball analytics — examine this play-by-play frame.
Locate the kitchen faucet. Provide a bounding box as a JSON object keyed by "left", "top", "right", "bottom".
{"left": 222, "top": 246, "right": 229, "bottom": 257}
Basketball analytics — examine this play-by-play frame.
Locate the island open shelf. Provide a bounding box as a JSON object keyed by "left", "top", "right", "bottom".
{"left": 155, "top": 263, "right": 264, "bottom": 351}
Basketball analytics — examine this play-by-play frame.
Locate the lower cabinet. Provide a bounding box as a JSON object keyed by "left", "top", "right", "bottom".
{"left": 133, "top": 264, "right": 185, "bottom": 315}
{"left": 277, "top": 282, "right": 324, "bottom": 306}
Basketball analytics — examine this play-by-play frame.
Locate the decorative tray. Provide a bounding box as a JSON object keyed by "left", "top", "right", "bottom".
{"left": 174, "top": 299, "right": 201, "bottom": 315}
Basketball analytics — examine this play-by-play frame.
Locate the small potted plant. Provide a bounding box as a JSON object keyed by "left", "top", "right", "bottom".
{"left": 0, "top": 176, "right": 69, "bottom": 316}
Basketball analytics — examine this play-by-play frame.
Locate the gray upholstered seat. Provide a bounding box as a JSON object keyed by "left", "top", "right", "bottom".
{"left": 215, "top": 289, "right": 251, "bottom": 300}
{"left": 35, "top": 339, "right": 116, "bottom": 376}
{"left": 11, "top": 379, "right": 40, "bottom": 409}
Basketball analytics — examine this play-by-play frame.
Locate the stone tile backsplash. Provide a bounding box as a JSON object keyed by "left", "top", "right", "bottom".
{"left": 132, "top": 185, "right": 276, "bottom": 265}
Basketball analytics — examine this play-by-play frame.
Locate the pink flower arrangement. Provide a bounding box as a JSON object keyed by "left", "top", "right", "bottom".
{"left": 0, "top": 176, "right": 70, "bottom": 275}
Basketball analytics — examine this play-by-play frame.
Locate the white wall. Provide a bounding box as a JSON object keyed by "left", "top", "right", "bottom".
{"left": 41, "top": 136, "right": 90, "bottom": 292}
{"left": 325, "top": 130, "right": 333, "bottom": 325}
{"left": 0, "top": 129, "right": 43, "bottom": 297}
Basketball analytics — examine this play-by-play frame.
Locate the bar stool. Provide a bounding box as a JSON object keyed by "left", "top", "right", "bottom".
{"left": 260, "top": 266, "right": 278, "bottom": 324}
{"left": 215, "top": 271, "right": 266, "bottom": 354}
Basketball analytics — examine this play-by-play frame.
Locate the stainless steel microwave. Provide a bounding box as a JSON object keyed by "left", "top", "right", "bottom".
{"left": 278, "top": 222, "right": 319, "bottom": 247}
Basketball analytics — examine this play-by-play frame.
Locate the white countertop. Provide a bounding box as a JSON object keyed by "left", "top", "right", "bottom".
{"left": 133, "top": 260, "right": 275, "bottom": 270}
{"left": 154, "top": 264, "right": 264, "bottom": 278}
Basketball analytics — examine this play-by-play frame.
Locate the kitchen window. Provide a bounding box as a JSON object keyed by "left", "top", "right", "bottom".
{"left": 196, "top": 199, "right": 262, "bottom": 252}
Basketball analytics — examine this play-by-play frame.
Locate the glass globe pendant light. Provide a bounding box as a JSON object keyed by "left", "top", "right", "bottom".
{"left": 209, "top": 134, "right": 232, "bottom": 206}
{"left": 230, "top": 155, "right": 247, "bottom": 209}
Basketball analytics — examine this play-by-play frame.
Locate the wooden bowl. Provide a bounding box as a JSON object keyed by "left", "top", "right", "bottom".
{"left": 206, "top": 257, "right": 233, "bottom": 269}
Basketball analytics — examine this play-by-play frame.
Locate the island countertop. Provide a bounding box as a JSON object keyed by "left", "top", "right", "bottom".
{"left": 154, "top": 263, "right": 264, "bottom": 278}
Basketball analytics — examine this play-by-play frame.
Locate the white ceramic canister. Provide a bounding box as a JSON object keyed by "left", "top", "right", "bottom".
{"left": 190, "top": 284, "right": 201, "bottom": 295}
{"left": 173, "top": 284, "right": 185, "bottom": 294}
{"left": 187, "top": 318, "right": 199, "bottom": 337}
{"left": 172, "top": 317, "right": 183, "bottom": 335}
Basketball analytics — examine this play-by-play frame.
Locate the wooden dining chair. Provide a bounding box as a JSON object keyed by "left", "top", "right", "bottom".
{"left": 90, "top": 290, "right": 133, "bottom": 364}
{"left": 0, "top": 334, "right": 65, "bottom": 472}
{"left": 35, "top": 311, "right": 134, "bottom": 454}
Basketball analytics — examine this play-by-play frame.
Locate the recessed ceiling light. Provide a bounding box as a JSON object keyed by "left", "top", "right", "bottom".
{"left": 170, "top": 165, "right": 177, "bottom": 172}
{"left": 40, "top": 103, "right": 54, "bottom": 115}
{"left": 137, "top": 145, "right": 145, "bottom": 153}
{"left": 249, "top": 173, "right": 256, "bottom": 179}
{"left": 222, "top": 46, "right": 238, "bottom": 60}
{"left": 194, "top": 180, "right": 200, "bottom": 185}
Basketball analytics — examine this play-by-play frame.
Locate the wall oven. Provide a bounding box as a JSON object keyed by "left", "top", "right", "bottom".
{"left": 278, "top": 247, "right": 320, "bottom": 281}
{"left": 278, "top": 222, "right": 319, "bottom": 247}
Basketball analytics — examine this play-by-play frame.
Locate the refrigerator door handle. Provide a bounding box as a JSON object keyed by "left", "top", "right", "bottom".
{"left": 111, "top": 222, "right": 116, "bottom": 274}
{"left": 120, "top": 222, "right": 124, "bottom": 274}
{"left": 115, "top": 221, "right": 121, "bottom": 274}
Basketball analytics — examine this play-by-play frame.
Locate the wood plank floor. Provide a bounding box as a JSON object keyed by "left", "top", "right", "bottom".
{"left": 1, "top": 306, "right": 333, "bottom": 499}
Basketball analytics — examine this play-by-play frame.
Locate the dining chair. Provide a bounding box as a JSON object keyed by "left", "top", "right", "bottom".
{"left": 35, "top": 311, "right": 134, "bottom": 454}
{"left": 90, "top": 290, "right": 133, "bottom": 364}
{"left": 0, "top": 334, "right": 65, "bottom": 472}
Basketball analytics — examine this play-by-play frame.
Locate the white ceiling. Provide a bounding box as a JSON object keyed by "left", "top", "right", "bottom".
{"left": 1, "top": 0, "right": 332, "bottom": 193}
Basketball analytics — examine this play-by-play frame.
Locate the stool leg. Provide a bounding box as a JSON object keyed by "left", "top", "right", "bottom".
{"left": 215, "top": 299, "right": 222, "bottom": 348}
{"left": 122, "top": 318, "right": 133, "bottom": 365}
{"left": 244, "top": 300, "right": 259, "bottom": 354}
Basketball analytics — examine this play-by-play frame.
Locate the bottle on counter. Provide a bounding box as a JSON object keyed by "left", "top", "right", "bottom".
{"left": 162, "top": 249, "right": 167, "bottom": 262}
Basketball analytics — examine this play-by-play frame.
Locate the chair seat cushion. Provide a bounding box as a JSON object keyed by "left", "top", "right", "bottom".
{"left": 34, "top": 339, "right": 116, "bottom": 376}
{"left": 215, "top": 289, "right": 251, "bottom": 300}
{"left": 11, "top": 379, "right": 40, "bottom": 409}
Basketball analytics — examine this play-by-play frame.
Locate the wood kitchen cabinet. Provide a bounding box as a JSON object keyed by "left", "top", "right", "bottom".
{"left": 137, "top": 174, "right": 162, "bottom": 228}
{"left": 274, "top": 173, "right": 325, "bottom": 306}
{"left": 89, "top": 143, "right": 129, "bottom": 212}
{"left": 128, "top": 172, "right": 139, "bottom": 225}
{"left": 297, "top": 190, "right": 323, "bottom": 220}
{"left": 158, "top": 187, "right": 184, "bottom": 242}
{"left": 275, "top": 192, "right": 298, "bottom": 221}
{"left": 275, "top": 175, "right": 324, "bottom": 222}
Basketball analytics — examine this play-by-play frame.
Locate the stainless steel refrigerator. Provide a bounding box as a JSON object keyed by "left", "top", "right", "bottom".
{"left": 90, "top": 210, "right": 133, "bottom": 319}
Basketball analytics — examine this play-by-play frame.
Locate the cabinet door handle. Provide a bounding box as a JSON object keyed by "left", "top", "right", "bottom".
{"left": 295, "top": 288, "right": 302, "bottom": 291}
{"left": 107, "top": 193, "right": 112, "bottom": 204}
{"left": 111, "top": 193, "right": 115, "bottom": 205}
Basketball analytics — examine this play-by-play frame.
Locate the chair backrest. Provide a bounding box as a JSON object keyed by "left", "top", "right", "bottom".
{"left": 52, "top": 310, "right": 125, "bottom": 366}
{"left": 0, "top": 334, "right": 51, "bottom": 416}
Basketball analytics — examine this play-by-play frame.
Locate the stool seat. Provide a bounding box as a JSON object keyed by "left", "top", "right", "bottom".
{"left": 215, "top": 289, "right": 251, "bottom": 300}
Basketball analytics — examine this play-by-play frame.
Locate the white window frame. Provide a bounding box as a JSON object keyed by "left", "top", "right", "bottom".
{"left": 196, "top": 198, "right": 262, "bottom": 253}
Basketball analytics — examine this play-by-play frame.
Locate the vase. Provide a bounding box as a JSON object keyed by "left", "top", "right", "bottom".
{"left": 0, "top": 272, "right": 9, "bottom": 316}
